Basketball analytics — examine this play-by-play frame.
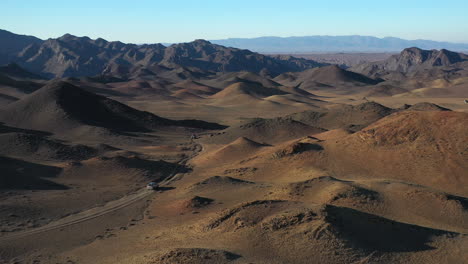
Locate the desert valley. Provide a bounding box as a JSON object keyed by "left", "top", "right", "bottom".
{"left": 0, "top": 26, "right": 467, "bottom": 264}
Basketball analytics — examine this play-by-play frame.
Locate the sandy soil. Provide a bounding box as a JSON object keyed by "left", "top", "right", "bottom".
{"left": 0, "top": 68, "right": 467, "bottom": 264}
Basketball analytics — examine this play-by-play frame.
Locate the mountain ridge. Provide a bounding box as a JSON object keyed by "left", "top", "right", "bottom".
{"left": 349, "top": 47, "right": 468, "bottom": 78}
{"left": 0, "top": 29, "right": 325, "bottom": 78}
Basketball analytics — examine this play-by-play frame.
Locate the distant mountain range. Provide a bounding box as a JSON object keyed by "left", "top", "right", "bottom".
{"left": 2, "top": 29, "right": 468, "bottom": 79}
{"left": 209, "top": 36, "right": 468, "bottom": 53}
{"left": 0, "top": 29, "right": 324, "bottom": 78}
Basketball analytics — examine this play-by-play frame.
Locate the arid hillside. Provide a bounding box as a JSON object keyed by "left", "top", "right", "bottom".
{"left": 0, "top": 30, "right": 467, "bottom": 264}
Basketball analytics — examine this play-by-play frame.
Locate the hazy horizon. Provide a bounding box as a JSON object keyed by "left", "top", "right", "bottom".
{"left": 3, "top": 28, "right": 468, "bottom": 47}
{"left": 1, "top": 0, "right": 468, "bottom": 44}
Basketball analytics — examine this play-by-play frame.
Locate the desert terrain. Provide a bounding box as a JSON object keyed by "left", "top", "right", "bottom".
{"left": 271, "top": 53, "right": 396, "bottom": 68}
{"left": 0, "top": 30, "right": 467, "bottom": 264}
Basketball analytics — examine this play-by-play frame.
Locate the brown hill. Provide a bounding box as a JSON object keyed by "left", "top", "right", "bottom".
{"left": 195, "top": 137, "right": 267, "bottom": 166}
{"left": 172, "top": 90, "right": 204, "bottom": 100}
{"left": 61, "top": 155, "right": 185, "bottom": 185}
{"left": 404, "top": 102, "right": 451, "bottom": 111}
{"left": 363, "top": 83, "right": 409, "bottom": 96}
{"left": 151, "top": 66, "right": 212, "bottom": 83}
{"left": 0, "top": 132, "right": 100, "bottom": 161}
{"left": 320, "top": 111, "right": 468, "bottom": 194}
{"left": 106, "top": 79, "right": 173, "bottom": 97}
{"left": 275, "top": 65, "right": 381, "bottom": 90}
{"left": 287, "top": 102, "right": 395, "bottom": 131}
{"left": 302, "top": 65, "right": 382, "bottom": 85}
{"left": 0, "top": 63, "right": 45, "bottom": 80}
{"left": 201, "top": 199, "right": 464, "bottom": 262}
{"left": 210, "top": 82, "right": 287, "bottom": 99}
{"left": 0, "top": 81, "right": 225, "bottom": 134}
{"left": 173, "top": 80, "right": 220, "bottom": 96}
{"left": 204, "top": 117, "right": 325, "bottom": 145}
{"left": 201, "top": 71, "right": 283, "bottom": 89}
{"left": 0, "top": 67, "right": 43, "bottom": 101}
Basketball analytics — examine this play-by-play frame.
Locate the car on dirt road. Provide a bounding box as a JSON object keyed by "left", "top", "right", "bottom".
{"left": 146, "top": 181, "right": 159, "bottom": 190}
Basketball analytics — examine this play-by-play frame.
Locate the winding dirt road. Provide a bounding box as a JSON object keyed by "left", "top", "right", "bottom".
{"left": 0, "top": 142, "right": 203, "bottom": 243}
{"left": 0, "top": 189, "right": 153, "bottom": 242}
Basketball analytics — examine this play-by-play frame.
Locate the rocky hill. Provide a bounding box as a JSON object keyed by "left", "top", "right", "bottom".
{"left": 350, "top": 47, "right": 468, "bottom": 78}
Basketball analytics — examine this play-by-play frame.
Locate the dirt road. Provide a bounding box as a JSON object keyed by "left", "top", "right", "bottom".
{"left": 0, "top": 142, "right": 203, "bottom": 243}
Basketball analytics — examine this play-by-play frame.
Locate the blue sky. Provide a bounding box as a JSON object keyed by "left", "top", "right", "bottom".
{"left": 2, "top": 0, "right": 468, "bottom": 43}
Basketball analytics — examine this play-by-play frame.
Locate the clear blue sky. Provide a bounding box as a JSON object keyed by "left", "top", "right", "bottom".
{"left": 2, "top": 0, "right": 468, "bottom": 43}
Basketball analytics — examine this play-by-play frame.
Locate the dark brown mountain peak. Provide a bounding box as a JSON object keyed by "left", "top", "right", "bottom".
{"left": 399, "top": 47, "right": 432, "bottom": 63}
{"left": 401, "top": 47, "right": 424, "bottom": 54}
{"left": 350, "top": 47, "right": 468, "bottom": 78}
{"left": 434, "top": 48, "right": 467, "bottom": 65}
{"left": 391, "top": 47, "right": 467, "bottom": 66}
{"left": 57, "top": 33, "right": 91, "bottom": 42}
{"left": 94, "top": 37, "right": 109, "bottom": 46}
{"left": 192, "top": 39, "right": 212, "bottom": 45}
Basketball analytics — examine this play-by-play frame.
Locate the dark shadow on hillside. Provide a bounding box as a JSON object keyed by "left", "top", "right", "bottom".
{"left": 0, "top": 156, "right": 66, "bottom": 190}
{"left": 295, "top": 142, "right": 324, "bottom": 152}
{"left": 156, "top": 186, "right": 175, "bottom": 192}
{"left": 0, "top": 122, "right": 52, "bottom": 136}
{"left": 97, "top": 156, "right": 191, "bottom": 182}
{"left": 325, "top": 205, "right": 456, "bottom": 253}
